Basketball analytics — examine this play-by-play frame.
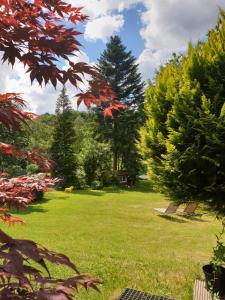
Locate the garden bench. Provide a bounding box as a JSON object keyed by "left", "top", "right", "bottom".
{"left": 117, "top": 288, "right": 173, "bottom": 300}
{"left": 154, "top": 203, "right": 179, "bottom": 215}
{"left": 177, "top": 201, "right": 201, "bottom": 217}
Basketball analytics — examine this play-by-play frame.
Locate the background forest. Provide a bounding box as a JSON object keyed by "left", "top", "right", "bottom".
{"left": 0, "top": 36, "right": 145, "bottom": 190}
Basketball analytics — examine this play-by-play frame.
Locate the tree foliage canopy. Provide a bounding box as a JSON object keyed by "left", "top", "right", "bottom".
{"left": 50, "top": 87, "right": 78, "bottom": 188}
{"left": 97, "top": 36, "right": 145, "bottom": 177}
{"left": 140, "top": 10, "right": 225, "bottom": 214}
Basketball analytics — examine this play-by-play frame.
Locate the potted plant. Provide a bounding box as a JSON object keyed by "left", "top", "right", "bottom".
{"left": 203, "top": 219, "right": 225, "bottom": 298}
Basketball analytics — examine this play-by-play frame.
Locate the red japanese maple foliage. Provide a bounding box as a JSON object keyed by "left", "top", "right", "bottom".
{"left": 0, "top": 0, "right": 126, "bottom": 115}
{"left": 0, "top": 175, "right": 60, "bottom": 210}
{"left": 0, "top": 93, "right": 36, "bottom": 132}
{"left": 0, "top": 0, "right": 127, "bottom": 298}
{"left": 0, "top": 174, "right": 102, "bottom": 299}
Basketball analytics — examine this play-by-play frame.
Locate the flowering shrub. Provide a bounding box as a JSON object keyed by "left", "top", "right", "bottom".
{"left": 0, "top": 175, "right": 59, "bottom": 209}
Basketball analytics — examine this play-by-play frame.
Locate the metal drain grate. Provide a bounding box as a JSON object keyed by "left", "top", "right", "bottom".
{"left": 117, "top": 288, "right": 173, "bottom": 300}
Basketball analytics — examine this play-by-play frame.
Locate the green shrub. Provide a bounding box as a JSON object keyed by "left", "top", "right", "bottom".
{"left": 90, "top": 180, "right": 103, "bottom": 190}
{"left": 26, "top": 164, "right": 39, "bottom": 175}
{"left": 80, "top": 141, "right": 113, "bottom": 187}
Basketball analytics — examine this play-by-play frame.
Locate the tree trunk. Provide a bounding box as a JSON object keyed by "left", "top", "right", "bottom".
{"left": 112, "top": 118, "right": 118, "bottom": 171}
{"left": 113, "top": 149, "right": 118, "bottom": 171}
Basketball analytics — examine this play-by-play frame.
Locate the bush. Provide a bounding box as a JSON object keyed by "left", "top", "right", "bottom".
{"left": 26, "top": 163, "right": 39, "bottom": 175}
{"left": 91, "top": 180, "right": 103, "bottom": 190}
{"left": 110, "top": 173, "right": 121, "bottom": 186}
{"left": 77, "top": 174, "right": 89, "bottom": 190}
{"left": 7, "top": 165, "right": 26, "bottom": 177}
{"left": 80, "top": 141, "right": 113, "bottom": 187}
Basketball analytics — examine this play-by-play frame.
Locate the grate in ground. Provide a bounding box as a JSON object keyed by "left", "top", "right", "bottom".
{"left": 117, "top": 288, "right": 174, "bottom": 300}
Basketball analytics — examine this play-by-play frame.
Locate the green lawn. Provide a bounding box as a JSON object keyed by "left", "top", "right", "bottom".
{"left": 3, "top": 181, "right": 222, "bottom": 300}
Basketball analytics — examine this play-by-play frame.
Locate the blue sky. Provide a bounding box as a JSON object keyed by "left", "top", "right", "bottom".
{"left": 79, "top": 3, "right": 146, "bottom": 62}
{"left": 1, "top": 0, "right": 225, "bottom": 114}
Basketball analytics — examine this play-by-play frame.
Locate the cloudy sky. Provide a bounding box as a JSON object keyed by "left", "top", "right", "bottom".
{"left": 1, "top": 0, "right": 225, "bottom": 114}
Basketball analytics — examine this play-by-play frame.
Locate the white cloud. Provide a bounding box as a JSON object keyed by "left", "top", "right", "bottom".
{"left": 71, "top": 0, "right": 140, "bottom": 19}
{"left": 0, "top": 59, "right": 57, "bottom": 114}
{"left": 141, "top": 0, "right": 225, "bottom": 50}
{"left": 0, "top": 50, "right": 91, "bottom": 114}
{"left": 71, "top": 0, "right": 225, "bottom": 81}
{"left": 138, "top": 0, "right": 225, "bottom": 81}
{"left": 137, "top": 48, "right": 171, "bottom": 82}
{"left": 85, "top": 14, "right": 124, "bottom": 41}
{"left": 70, "top": 0, "right": 140, "bottom": 42}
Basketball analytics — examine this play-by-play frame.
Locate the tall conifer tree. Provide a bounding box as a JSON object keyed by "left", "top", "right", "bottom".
{"left": 50, "top": 87, "right": 78, "bottom": 187}
{"left": 140, "top": 11, "right": 225, "bottom": 213}
{"left": 97, "top": 36, "right": 145, "bottom": 179}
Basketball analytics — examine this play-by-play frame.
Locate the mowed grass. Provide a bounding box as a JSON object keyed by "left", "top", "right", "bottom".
{"left": 3, "top": 181, "right": 222, "bottom": 300}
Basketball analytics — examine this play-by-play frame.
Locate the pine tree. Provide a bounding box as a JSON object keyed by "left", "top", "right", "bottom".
{"left": 96, "top": 36, "right": 145, "bottom": 180}
{"left": 140, "top": 11, "right": 225, "bottom": 214}
{"left": 50, "top": 87, "right": 78, "bottom": 188}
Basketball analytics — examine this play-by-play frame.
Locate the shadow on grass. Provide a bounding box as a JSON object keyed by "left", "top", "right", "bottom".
{"left": 101, "top": 180, "right": 154, "bottom": 194}
{"left": 55, "top": 180, "right": 154, "bottom": 197}
{"left": 70, "top": 186, "right": 124, "bottom": 196}
{"left": 75, "top": 180, "right": 154, "bottom": 196}
{"left": 125, "top": 180, "right": 154, "bottom": 193}
{"left": 10, "top": 205, "right": 47, "bottom": 215}
{"left": 158, "top": 215, "right": 188, "bottom": 223}
{"left": 52, "top": 189, "right": 106, "bottom": 198}
{"left": 10, "top": 197, "right": 49, "bottom": 215}
{"left": 181, "top": 215, "right": 208, "bottom": 222}
{"left": 103, "top": 186, "right": 124, "bottom": 193}
{"left": 71, "top": 190, "right": 106, "bottom": 197}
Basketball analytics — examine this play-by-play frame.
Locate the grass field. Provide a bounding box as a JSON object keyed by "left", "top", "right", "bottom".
{"left": 3, "top": 181, "right": 222, "bottom": 300}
